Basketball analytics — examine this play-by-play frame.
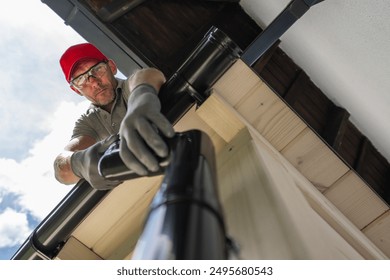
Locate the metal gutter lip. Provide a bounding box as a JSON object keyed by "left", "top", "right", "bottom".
{"left": 11, "top": 181, "right": 109, "bottom": 260}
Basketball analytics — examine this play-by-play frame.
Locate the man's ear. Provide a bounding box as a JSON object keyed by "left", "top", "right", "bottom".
{"left": 107, "top": 59, "right": 118, "bottom": 75}
{"left": 70, "top": 85, "right": 82, "bottom": 95}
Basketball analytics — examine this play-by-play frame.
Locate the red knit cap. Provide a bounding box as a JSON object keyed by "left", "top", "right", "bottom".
{"left": 60, "top": 43, "right": 108, "bottom": 82}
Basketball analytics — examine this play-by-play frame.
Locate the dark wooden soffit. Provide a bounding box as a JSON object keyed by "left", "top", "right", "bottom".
{"left": 81, "top": 0, "right": 260, "bottom": 76}
{"left": 79, "top": 0, "right": 389, "bottom": 204}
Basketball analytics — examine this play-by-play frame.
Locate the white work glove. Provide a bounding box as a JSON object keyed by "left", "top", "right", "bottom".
{"left": 71, "top": 135, "right": 123, "bottom": 190}
{"left": 119, "top": 84, "right": 175, "bottom": 176}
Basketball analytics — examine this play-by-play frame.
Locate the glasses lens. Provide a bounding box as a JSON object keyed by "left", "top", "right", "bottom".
{"left": 71, "top": 75, "right": 86, "bottom": 88}
{"left": 71, "top": 62, "right": 107, "bottom": 88}
{"left": 91, "top": 63, "right": 107, "bottom": 78}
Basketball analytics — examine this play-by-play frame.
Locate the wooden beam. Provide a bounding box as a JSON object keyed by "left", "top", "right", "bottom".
{"left": 257, "top": 48, "right": 301, "bottom": 97}
{"left": 280, "top": 127, "right": 350, "bottom": 192}
{"left": 251, "top": 40, "right": 280, "bottom": 73}
{"left": 55, "top": 236, "right": 102, "bottom": 260}
{"left": 284, "top": 70, "right": 306, "bottom": 106}
{"left": 363, "top": 211, "right": 390, "bottom": 256}
{"left": 324, "top": 171, "right": 389, "bottom": 230}
{"left": 355, "top": 136, "right": 369, "bottom": 172}
{"left": 323, "top": 105, "right": 350, "bottom": 152}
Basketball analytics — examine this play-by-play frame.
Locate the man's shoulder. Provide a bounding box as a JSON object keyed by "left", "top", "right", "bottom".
{"left": 85, "top": 104, "right": 100, "bottom": 115}
{"left": 75, "top": 105, "right": 101, "bottom": 123}
{"left": 116, "top": 77, "right": 131, "bottom": 100}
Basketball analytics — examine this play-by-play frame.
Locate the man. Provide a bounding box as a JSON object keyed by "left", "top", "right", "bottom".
{"left": 54, "top": 43, "right": 175, "bottom": 190}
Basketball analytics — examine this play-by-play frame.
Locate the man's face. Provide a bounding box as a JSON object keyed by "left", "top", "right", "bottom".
{"left": 70, "top": 59, "right": 118, "bottom": 108}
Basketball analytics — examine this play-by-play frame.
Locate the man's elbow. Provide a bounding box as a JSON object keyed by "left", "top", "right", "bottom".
{"left": 130, "top": 68, "right": 166, "bottom": 92}
{"left": 54, "top": 169, "right": 76, "bottom": 185}
{"left": 53, "top": 155, "right": 79, "bottom": 185}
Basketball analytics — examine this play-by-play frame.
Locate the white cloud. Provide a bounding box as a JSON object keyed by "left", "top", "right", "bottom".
{"left": 0, "top": 0, "right": 86, "bottom": 160}
{"left": 0, "top": 1, "right": 84, "bottom": 57}
{"left": 0, "top": 208, "right": 30, "bottom": 248}
{"left": 0, "top": 99, "right": 89, "bottom": 252}
{"left": 0, "top": 100, "right": 90, "bottom": 221}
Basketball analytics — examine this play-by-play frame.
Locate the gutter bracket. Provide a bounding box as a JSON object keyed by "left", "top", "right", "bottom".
{"left": 241, "top": 0, "right": 324, "bottom": 66}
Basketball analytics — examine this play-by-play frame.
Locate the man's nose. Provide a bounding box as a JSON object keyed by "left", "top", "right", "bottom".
{"left": 86, "top": 74, "right": 100, "bottom": 85}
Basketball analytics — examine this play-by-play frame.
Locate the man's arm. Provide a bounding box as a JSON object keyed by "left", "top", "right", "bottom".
{"left": 53, "top": 68, "right": 172, "bottom": 187}
{"left": 119, "top": 68, "right": 175, "bottom": 176}
{"left": 128, "top": 67, "right": 166, "bottom": 93}
{"left": 54, "top": 134, "right": 122, "bottom": 190}
{"left": 54, "top": 135, "right": 96, "bottom": 185}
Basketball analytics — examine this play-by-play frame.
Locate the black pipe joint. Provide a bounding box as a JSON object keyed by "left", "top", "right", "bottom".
{"left": 132, "top": 129, "right": 227, "bottom": 260}
{"left": 159, "top": 26, "right": 242, "bottom": 123}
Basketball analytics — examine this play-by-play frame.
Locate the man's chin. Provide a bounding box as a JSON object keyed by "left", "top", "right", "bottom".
{"left": 96, "top": 95, "right": 115, "bottom": 107}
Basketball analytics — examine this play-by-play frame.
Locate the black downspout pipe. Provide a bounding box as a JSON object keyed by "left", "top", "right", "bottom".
{"left": 241, "top": 0, "right": 324, "bottom": 66}
{"left": 159, "top": 26, "right": 242, "bottom": 123}
{"left": 131, "top": 130, "right": 227, "bottom": 259}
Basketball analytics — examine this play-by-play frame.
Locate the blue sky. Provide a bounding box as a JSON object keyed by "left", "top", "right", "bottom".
{"left": 0, "top": 0, "right": 90, "bottom": 259}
